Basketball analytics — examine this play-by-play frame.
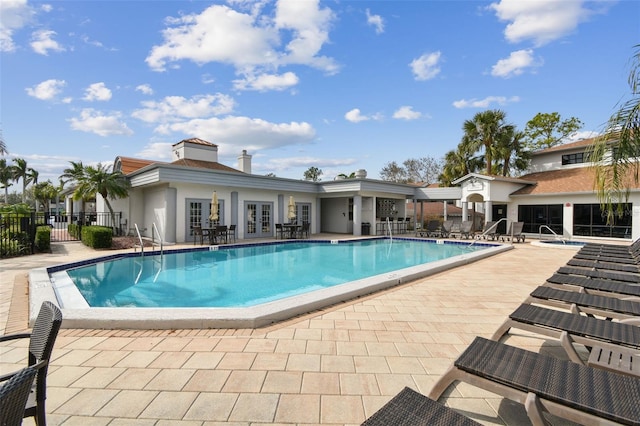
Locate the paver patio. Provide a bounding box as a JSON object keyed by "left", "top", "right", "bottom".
{"left": 1, "top": 237, "right": 584, "bottom": 425}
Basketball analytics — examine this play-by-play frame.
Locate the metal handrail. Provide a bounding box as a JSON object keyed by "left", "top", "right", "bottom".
{"left": 539, "top": 225, "right": 564, "bottom": 242}
{"left": 152, "top": 223, "right": 163, "bottom": 256}
{"left": 386, "top": 217, "right": 393, "bottom": 241}
{"left": 134, "top": 223, "right": 144, "bottom": 257}
{"left": 469, "top": 217, "right": 509, "bottom": 247}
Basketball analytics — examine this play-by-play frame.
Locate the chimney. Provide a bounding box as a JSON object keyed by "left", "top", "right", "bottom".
{"left": 172, "top": 138, "right": 218, "bottom": 162}
{"left": 238, "top": 150, "right": 252, "bottom": 174}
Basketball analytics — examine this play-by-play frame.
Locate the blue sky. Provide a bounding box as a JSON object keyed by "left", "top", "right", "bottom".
{"left": 1, "top": 0, "right": 639, "bottom": 185}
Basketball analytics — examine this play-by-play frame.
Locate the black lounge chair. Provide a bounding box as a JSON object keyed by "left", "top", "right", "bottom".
{"left": 525, "top": 285, "right": 640, "bottom": 321}
{"left": 546, "top": 273, "right": 640, "bottom": 298}
{"left": 556, "top": 265, "right": 640, "bottom": 284}
{"left": 566, "top": 258, "right": 640, "bottom": 273}
{"left": 491, "top": 303, "right": 640, "bottom": 365}
{"left": 573, "top": 251, "right": 639, "bottom": 264}
{"left": 429, "top": 336, "right": 640, "bottom": 426}
{"left": 0, "top": 365, "right": 38, "bottom": 426}
{"left": 0, "top": 301, "right": 62, "bottom": 426}
{"left": 361, "top": 387, "right": 480, "bottom": 426}
{"left": 418, "top": 220, "right": 441, "bottom": 237}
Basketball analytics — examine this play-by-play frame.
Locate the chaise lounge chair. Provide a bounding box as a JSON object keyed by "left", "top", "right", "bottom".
{"left": 417, "top": 220, "right": 441, "bottom": 237}
{"left": 545, "top": 272, "right": 640, "bottom": 299}
{"left": 556, "top": 265, "right": 640, "bottom": 284}
{"left": 361, "top": 386, "right": 480, "bottom": 426}
{"left": 453, "top": 221, "right": 473, "bottom": 239}
{"left": 566, "top": 257, "right": 640, "bottom": 273}
{"left": 524, "top": 285, "right": 640, "bottom": 321}
{"left": 440, "top": 219, "right": 453, "bottom": 238}
{"left": 491, "top": 303, "right": 640, "bottom": 366}
{"left": 429, "top": 336, "right": 640, "bottom": 426}
{"left": 501, "top": 221, "right": 525, "bottom": 242}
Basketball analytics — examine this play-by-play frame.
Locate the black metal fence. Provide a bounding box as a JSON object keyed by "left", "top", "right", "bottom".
{"left": 0, "top": 211, "right": 123, "bottom": 258}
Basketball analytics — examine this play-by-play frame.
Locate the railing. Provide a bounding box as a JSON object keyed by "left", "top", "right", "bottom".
{"left": 386, "top": 217, "right": 393, "bottom": 241}
{"left": 539, "top": 225, "right": 564, "bottom": 242}
{"left": 152, "top": 223, "right": 163, "bottom": 256}
{"left": 134, "top": 224, "right": 144, "bottom": 257}
{"left": 469, "top": 218, "right": 509, "bottom": 247}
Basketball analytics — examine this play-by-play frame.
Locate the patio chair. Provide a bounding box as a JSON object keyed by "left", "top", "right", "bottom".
{"left": 0, "top": 301, "right": 63, "bottom": 426}
{"left": 440, "top": 220, "right": 453, "bottom": 238}
{"left": 212, "top": 225, "right": 228, "bottom": 244}
{"left": 457, "top": 221, "right": 473, "bottom": 239}
{"left": 556, "top": 265, "right": 640, "bottom": 284}
{"left": 227, "top": 224, "right": 237, "bottom": 243}
{"left": 524, "top": 285, "right": 640, "bottom": 321}
{"left": 418, "top": 220, "right": 440, "bottom": 237}
{"left": 0, "top": 365, "right": 38, "bottom": 426}
{"left": 566, "top": 257, "right": 640, "bottom": 273}
{"left": 501, "top": 221, "right": 525, "bottom": 242}
{"left": 275, "top": 223, "right": 284, "bottom": 239}
{"left": 192, "top": 225, "right": 205, "bottom": 245}
{"left": 428, "top": 336, "right": 640, "bottom": 426}
{"left": 361, "top": 386, "right": 480, "bottom": 426}
{"left": 298, "top": 221, "right": 310, "bottom": 239}
{"left": 545, "top": 273, "right": 640, "bottom": 298}
{"left": 491, "top": 303, "right": 640, "bottom": 366}
{"left": 476, "top": 221, "right": 497, "bottom": 240}
{"left": 573, "top": 251, "right": 639, "bottom": 264}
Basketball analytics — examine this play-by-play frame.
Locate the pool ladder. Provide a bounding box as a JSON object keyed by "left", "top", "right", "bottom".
{"left": 133, "top": 223, "right": 164, "bottom": 284}
{"left": 468, "top": 218, "right": 508, "bottom": 247}
{"left": 539, "top": 225, "right": 565, "bottom": 243}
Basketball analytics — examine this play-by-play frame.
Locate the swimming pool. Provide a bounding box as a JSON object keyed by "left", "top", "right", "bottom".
{"left": 30, "top": 238, "right": 510, "bottom": 329}
{"left": 532, "top": 240, "right": 586, "bottom": 249}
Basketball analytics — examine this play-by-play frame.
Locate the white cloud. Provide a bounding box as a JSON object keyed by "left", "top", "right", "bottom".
{"left": 491, "top": 49, "right": 541, "bottom": 78}
{"left": 158, "top": 115, "right": 316, "bottom": 155}
{"left": 30, "top": 29, "right": 64, "bottom": 55}
{"left": 146, "top": 1, "right": 338, "bottom": 88}
{"left": 393, "top": 106, "right": 422, "bottom": 120}
{"left": 132, "top": 94, "right": 236, "bottom": 124}
{"left": 233, "top": 71, "right": 299, "bottom": 91}
{"left": 25, "top": 78, "right": 66, "bottom": 100}
{"left": 345, "top": 108, "right": 368, "bottom": 123}
{"left": 410, "top": 51, "right": 442, "bottom": 81}
{"left": 261, "top": 156, "right": 355, "bottom": 174}
{"left": 135, "top": 84, "right": 154, "bottom": 95}
{"left": 489, "top": 0, "right": 601, "bottom": 47}
{"left": 83, "top": 82, "right": 112, "bottom": 101}
{"left": 366, "top": 9, "right": 384, "bottom": 34}
{"left": 0, "top": 0, "right": 35, "bottom": 52}
{"left": 68, "top": 108, "right": 133, "bottom": 136}
{"left": 136, "top": 142, "right": 173, "bottom": 160}
{"left": 452, "top": 95, "right": 520, "bottom": 109}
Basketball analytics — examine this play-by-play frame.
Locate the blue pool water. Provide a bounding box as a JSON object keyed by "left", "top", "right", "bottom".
{"left": 65, "top": 239, "right": 487, "bottom": 308}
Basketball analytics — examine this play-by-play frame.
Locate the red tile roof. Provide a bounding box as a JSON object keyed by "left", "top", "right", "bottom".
{"left": 173, "top": 138, "right": 217, "bottom": 147}
{"left": 170, "top": 158, "right": 243, "bottom": 173}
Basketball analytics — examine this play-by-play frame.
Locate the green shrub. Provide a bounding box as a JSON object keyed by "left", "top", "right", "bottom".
{"left": 81, "top": 225, "right": 112, "bottom": 249}
{"left": 35, "top": 226, "right": 51, "bottom": 252}
{"left": 68, "top": 223, "right": 79, "bottom": 239}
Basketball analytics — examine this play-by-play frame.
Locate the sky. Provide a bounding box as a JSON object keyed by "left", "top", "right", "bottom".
{"left": 1, "top": 0, "right": 639, "bottom": 186}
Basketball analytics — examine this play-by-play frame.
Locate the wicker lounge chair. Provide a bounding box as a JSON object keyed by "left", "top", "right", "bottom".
{"left": 0, "top": 301, "right": 62, "bottom": 426}
{"left": 525, "top": 285, "right": 640, "bottom": 321}
{"left": 0, "top": 365, "right": 38, "bottom": 426}
{"left": 556, "top": 265, "right": 640, "bottom": 284}
{"left": 566, "top": 258, "right": 640, "bottom": 273}
{"left": 545, "top": 273, "right": 640, "bottom": 298}
{"left": 361, "top": 387, "right": 480, "bottom": 426}
{"left": 429, "top": 336, "right": 640, "bottom": 426}
{"left": 491, "top": 303, "right": 640, "bottom": 365}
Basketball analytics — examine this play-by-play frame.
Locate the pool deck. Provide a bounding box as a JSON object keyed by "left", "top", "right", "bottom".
{"left": 1, "top": 235, "right": 586, "bottom": 425}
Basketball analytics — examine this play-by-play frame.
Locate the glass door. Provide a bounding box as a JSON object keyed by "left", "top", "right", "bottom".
{"left": 245, "top": 202, "right": 272, "bottom": 238}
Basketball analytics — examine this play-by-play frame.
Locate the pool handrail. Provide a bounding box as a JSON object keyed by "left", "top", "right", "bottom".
{"left": 152, "top": 223, "right": 163, "bottom": 256}
{"left": 386, "top": 217, "right": 393, "bottom": 241}
{"left": 539, "top": 225, "right": 565, "bottom": 243}
{"left": 134, "top": 224, "right": 144, "bottom": 257}
{"left": 469, "top": 218, "right": 508, "bottom": 247}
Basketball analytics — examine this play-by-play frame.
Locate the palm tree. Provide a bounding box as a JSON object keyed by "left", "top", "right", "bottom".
{"left": 72, "top": 163, "right": 130, "bottom": 226}
{"left": 462, "top": 109, "right": 509, "bottom": 174}
{"left": 592, "top": 44, "right": 640, "bottom": 223}
{"left": 0, "top": 158, "right": 12, "bottom": 204}
{"left": 33, "top": 180, "right": 58, "bottom": 212}
{"left": 439, "top": 136, "right": 483, "bottom": 186}
{"left": 11, "top": 158, "right": 38, "bottom": 203}
{"left": 61, "top": 161, "right": 85, "bottom": 219}
{"left": 0, "top": 131, "right": 7, "bottom": 156}
{"left": 494, "top": 127, "right": 530, "bottom": 177}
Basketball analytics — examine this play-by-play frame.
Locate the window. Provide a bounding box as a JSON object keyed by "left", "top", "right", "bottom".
{"left": 573, "top": 203, "right": 632, "bottom": 239}
{"left": 518, "top": 204, "right": 563, "bottom": 234}
{"left": 561, "top": 152, "right": 586, "bottom": 165}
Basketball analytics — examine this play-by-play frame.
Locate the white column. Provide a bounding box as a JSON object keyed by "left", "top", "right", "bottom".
{"left": 443, "top": 201, "right": 448, "bottom": 220}
{"left": 462, "top": 201, "right": 468, "bottom": 222}
{"left": 484, "top": 200, "right": 493, "bottom": 223}
{"left": 353, "top": 195, "right": 362, "bottom": 236}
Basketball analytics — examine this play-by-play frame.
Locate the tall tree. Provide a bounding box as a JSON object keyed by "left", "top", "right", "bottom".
{"left": 402, "top": 157, "right": 443, "bottom": 184}
{"left": 523, "top": 112, "right": 584, "bottom": 151}
{"left": 0, "top": 158, "right": 12, "bottom": 204}
{"left": 61, "top": 161, "right": 86, "bottom": 217}
{"left": 494, "top": 127, "right": 530, "bottom": 177}
{"left": 72, "top": 163, "right": 131, "bottom": 226}
{"left": 303, "top": 166, "right": 322, "bottom": 182}
{"left": 439, "top": 137, "right": 483, "bottom": 186}
{"left": 0, "top": 130, "right": 7, "bottom": 155}
{"left": 379, "top": 161, "right": 407, "bottom": 183}
{"left": 592, "top": 45, "right": 640, "bottom": 222}
{"left": 11, "top": 158, "right": 38, "bottom": 203}
{"left": 33, "top": 180, "right": 58, "bottom": 212}
{"left": 462, "top": 109, "right": 508, "bottom": 174}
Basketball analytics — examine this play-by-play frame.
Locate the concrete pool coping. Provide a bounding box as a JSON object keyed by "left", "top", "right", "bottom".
{"left": 29, "top": 238, "right": 512, "bottom": 329}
